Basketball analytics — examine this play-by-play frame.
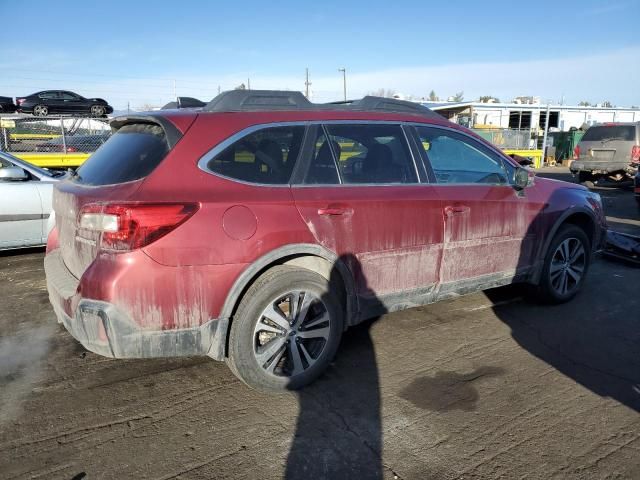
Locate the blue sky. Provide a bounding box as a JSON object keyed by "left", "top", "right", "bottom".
{"left": 0, "top": 0, "right": 639, "bottom": 109}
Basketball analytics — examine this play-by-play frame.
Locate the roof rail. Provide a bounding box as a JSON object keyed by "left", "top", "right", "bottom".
{"left": 203, "top": 90, "right": 441, "bottom": 118}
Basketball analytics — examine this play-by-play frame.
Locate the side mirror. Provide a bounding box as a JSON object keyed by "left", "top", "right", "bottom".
{"left": 0, "top": 166, "right": 29, "bottom": 181}
{"left": 514, "top": 167, "right": 531, "bottom": 190}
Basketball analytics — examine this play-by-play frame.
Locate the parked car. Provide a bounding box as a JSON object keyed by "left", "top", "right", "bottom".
{"left": 0, "top": 96, "right": 17, "bottom": 113}
{"left": 161, "top": 96, "right": 207, "bottom": 110}
{"left": 16, "top": 90, "right": 113, "bottom": 117}
{"left": 45, "top": 90, "right": 606, "bottom": 392}
{"left": 0, "top": 151, "right": 63, "bottom": 250}
{"left": 570, "top": 122, "right": 640, "bottom": 186}
{"left": 35, "top": 133, "right": 111, "bottom": 153}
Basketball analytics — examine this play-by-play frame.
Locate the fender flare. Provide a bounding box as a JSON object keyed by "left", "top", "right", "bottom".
{"left": 208, "top": 243, "right": 358, "bottom": 360}
{"left": 531, "top": 205, "right": 598, "bottom": 283}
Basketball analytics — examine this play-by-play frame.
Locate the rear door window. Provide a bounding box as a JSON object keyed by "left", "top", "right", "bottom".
{"left": 74, "top": 123, "right": 169, "bottom": 186}
{"left": 206, "top": 125, "right": 305, "bottom": 184}
{"left": 323, "top": 124, "right": 418, "bottom": 184}
{"left": 581, "top": 125, "right": 636, "bottom": 142}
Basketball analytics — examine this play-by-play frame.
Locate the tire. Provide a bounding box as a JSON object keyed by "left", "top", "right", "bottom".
{"left": 33, "top": 105, "right": 48, "bottom": 116}
{"left": 577, "top": 171, "right": 595, "bottom": 188}
{"left": 90, "top": 105, "right": 105, "bottom": 117}
{"left": 535, "top": 225, "right": 591, "bottom": 304}
{"left": 227, "top": 265, "right": 343, "bottom": 392}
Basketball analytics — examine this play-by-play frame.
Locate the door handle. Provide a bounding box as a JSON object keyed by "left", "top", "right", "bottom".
{"left": 444, "top": 205, "right": 470, "bottom": 216}
{"left": 318, "top": 205, "right": 352, "bottom": 216}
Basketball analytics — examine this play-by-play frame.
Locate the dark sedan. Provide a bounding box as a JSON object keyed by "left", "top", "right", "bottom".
{"left": 0, "top": 96, "right": 17, "bottom": 113}
{"left": 16, "top": 90, "right": 113, "bottom": 117}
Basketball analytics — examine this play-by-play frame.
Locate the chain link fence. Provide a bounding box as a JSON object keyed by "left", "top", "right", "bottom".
{"left": 0, "top": 115, "right": 111, "bottom": 154}
{"left": 471, "top": 128, "right": 536, "bottom": 150}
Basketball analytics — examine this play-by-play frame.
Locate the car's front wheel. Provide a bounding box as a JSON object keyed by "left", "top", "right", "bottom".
{"left": 33, "top": 105, "right": 48, "bottom": 116}
{"left": 535, "top": 225, "right": 591, "bottom": 304}
{"left": 227, "top": 266, "right": 343, "bottom": 392}
{"left": 90, "top": 105, "right": 106, "bottom": 117}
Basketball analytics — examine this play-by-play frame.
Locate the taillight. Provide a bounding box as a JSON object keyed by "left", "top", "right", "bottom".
{"left": 65, "top": 146, "right": 78, "bottom": 152}
{"left": 573, "top": 145, "right": 580, "bottom": 160}
{"left": 631, "top": 145, "right": 640, "bottom": 164}
{"left": 77, "top": 203, "right": 199, "bottom": 251}
{"left": 16, "top": 98, "right": 25, "bottom": 105}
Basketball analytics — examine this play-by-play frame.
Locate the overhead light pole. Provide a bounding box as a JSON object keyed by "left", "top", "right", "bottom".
{"left": 338, "top": 67, "right": 347, "bottom": 102}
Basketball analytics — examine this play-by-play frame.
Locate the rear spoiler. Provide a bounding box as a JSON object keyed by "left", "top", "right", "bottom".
{"left": 109, "top": 115, "right": 183, "bottom": 149}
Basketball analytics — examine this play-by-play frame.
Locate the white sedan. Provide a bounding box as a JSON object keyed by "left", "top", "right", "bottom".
{"left": 0, "top": 152, "right": 64, "bottom": 250}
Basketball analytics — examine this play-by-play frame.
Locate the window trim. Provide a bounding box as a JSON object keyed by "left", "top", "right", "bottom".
{"left": 409, "top": 123, "right": 519, "bottom": 187}
{"left": 198, "top": 120, "right": 429, "bottom": 188}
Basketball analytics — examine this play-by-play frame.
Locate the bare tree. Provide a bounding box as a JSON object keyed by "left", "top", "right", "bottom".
{"left": 452, "top": 91, "right": 464, "bottom": 102}
{"left": 479, "top": 95, "right": 500, "bottom": 103}
{"left": 601, "top": 100, "right": 614, "bottom": 108}
{"left": 368, "top": 88, "right": 397, "bottom": 98}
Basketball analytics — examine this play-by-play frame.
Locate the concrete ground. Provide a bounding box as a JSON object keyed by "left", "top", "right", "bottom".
{"left": 1, "top": 167, "right": 638, "bottom": 480}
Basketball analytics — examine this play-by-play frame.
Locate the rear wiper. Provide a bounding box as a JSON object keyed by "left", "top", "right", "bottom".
{"left": 600, "top": 137, "right": 625, "bottom": 144}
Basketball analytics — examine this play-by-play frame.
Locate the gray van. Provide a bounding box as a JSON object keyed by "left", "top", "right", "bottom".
{"left": 570, "top": 123, "right": 640, "bottom": 186}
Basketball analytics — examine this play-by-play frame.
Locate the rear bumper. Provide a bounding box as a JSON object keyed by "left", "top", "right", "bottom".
{"left": 44, "top": 250, "right": 229, "bottom": 359}
{"left": 570, "top": 160, "right": 636, "bottom": 176}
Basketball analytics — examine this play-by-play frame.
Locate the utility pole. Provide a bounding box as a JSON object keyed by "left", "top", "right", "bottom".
{"left": 541, "top": 103, "right": 551, "bottom": 167}
{"left": 247, "top": 78, "right": 251, "bottom": 90}
{"left": 338, "top": 68, "right": 347, "bottom": 101}
{"left": 305, "top": 68, "right": 312, "bottom": 99}
{"left": 173, "top": 79, "right": 177, "bottom": 101}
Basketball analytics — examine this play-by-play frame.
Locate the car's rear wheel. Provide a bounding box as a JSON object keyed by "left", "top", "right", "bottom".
{"left": 535, "top": 225, "right": 591, "bottom": 304}
{"left": 227, "top": 266, "right": 343, "bottom": 392}
{"left": 90, "top": 105, "right": 105, "bottom": 117}
{"left": 33, "top": 105, "right": 48, "bottom": 116}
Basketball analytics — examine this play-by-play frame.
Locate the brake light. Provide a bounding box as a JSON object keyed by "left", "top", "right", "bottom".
{"left": 65, "top": 146, "right": 78, "bottom": 152}
{"left": 632, "top": 145, "right": 640, "bottom": 164}
{"left": 78, "top": 203, "right": 199, "bottom": 251}
{"left": 16, "top": 98, "right": 25, "bottom": 105}
{"left": 573, "top": 145, "right": 580, "bottom": 160}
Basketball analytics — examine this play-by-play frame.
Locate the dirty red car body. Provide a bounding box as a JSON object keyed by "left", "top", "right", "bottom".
{"left": 45, "top": 91, "right": 607, "bottom": 390}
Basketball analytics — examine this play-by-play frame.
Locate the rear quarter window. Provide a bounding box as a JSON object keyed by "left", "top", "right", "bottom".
{"left": 74, "top": 123, "right": 169, "bottom": 186}
{"left": 582, "top": 125, "right": 636, "bottom": 142}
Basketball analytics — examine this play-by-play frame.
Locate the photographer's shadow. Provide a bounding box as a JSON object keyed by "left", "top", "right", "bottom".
{"left": 285, "top": 254, "right": 385, "bottom": 480}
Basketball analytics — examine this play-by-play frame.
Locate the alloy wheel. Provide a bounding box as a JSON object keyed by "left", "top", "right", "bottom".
{"left": 252, "top": 290, "right": 331, "bottom": 378}
{"left": 91, "top": 105, "right": 105, "bottom": 116}
{"left": 34, "top": 105, "right": 48, "bottom": 116}
{"left": 549, "top": 237, "right": 586, "bottom": 296}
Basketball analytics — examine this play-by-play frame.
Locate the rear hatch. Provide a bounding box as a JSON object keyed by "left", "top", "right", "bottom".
{"left": 577, "top": 124, "right": 637, "bottom": 165}
{"left": 54, "top": 117, "right": 189, "bottom": 279}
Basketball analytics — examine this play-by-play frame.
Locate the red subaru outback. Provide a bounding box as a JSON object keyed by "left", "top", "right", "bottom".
{"left": 45, "top": 91, "right": 606, "bottom": 391}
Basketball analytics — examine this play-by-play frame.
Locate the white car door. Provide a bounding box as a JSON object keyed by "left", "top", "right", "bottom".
{"left": 34, "top": 182, "right": 54, "bottom": 243}
{"left": 0, "top": 181, "right": 44, "bottom": 249}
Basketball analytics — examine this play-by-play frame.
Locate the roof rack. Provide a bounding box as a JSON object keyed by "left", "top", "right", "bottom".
{"left": 202, "top": 90, "right": 442, "bottom": 119}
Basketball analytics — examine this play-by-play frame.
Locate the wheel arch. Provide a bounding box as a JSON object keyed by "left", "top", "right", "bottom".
{"left": 531, "top": 206, "right": 598, "bottom": 284}
{"left": 210, "top": 244, "right": 358, "bottom": 360}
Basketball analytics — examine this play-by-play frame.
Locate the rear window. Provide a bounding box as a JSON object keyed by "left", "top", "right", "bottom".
{"left": 74, "top": 123, "right": 169, "bottom": 186}
{"left": 582, "top": 125, "right": 636, "bottom": 142}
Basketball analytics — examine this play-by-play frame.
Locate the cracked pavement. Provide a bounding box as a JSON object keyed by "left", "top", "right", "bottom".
{"left": 1, "top": 167, "right": 638, "bottom": 479}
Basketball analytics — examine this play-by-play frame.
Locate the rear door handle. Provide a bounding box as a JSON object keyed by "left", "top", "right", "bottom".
{"left": 318, "top": 205, "right": 352, "bottom": 216}
{"left": 444, "top": 205, "right": 470, "bottom": 216}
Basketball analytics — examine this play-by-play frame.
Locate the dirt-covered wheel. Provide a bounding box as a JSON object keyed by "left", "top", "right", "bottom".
{"left": 227, "top": 265, "right": 343, "bottom": 392}
{"left": 534, "top": 224, "right": 591, "bottom": 304}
